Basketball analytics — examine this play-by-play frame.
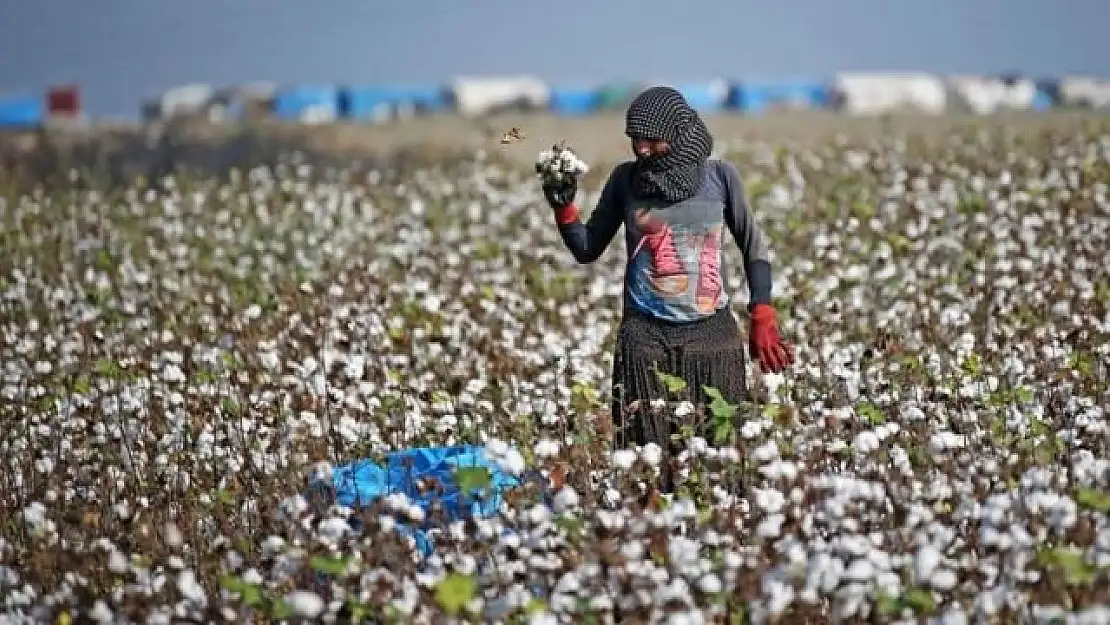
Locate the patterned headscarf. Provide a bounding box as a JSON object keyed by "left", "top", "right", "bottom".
{"left": 624, "top": 86, "right": 714, "bottom": 203}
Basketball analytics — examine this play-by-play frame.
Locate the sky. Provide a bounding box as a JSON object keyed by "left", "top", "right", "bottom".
{"left": 2, "top": 0, "right": 1109, "bottom": 119}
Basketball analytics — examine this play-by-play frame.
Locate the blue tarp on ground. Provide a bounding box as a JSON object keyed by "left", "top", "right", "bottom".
{"left": 548, "top": 87, "right": 601, "bottom": 116}
{"left": 339, "top": 85, "right": 448, "bottom": 120}
{"left": 271, "top": 85, "right": 340, "bottom": 122}
{"left": 727, "top": 80, "right": 833, "bottom": 114}
{"left": 307, "top": 445, "right": 522, "bottom": 557}
{"left": 0, "top": 94, "right": 44, "bottom": 128}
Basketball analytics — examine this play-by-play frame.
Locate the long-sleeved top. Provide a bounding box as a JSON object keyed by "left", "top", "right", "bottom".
{"left": 555, "top": 158, "right": 773, "bottom": 324}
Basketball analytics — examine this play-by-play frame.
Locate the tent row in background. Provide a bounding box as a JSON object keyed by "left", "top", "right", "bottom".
{"left": 2, "top": 73, "right": 1110, "bottom": 129}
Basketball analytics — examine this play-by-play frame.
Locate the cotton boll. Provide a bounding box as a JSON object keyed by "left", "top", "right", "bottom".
{"left": 640, "top": 443, "right": 663, "bottom": 467}
{"left": 612, "top": 449, "right": 638, "bottom": 470}
{"left": 286, "top": 590, "right": 325, "bottom": 618}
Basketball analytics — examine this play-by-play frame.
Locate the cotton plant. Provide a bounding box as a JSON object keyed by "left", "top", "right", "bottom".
{"left": 2, "top": 122, "right": 1110, "bottom": 624}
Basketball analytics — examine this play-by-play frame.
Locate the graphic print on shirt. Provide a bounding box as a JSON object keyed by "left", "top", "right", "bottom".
{"left": 631, "top": 208, "right": 688, "bottom": 296}
{"left": 626, "top": 199, "right": 728, "bottom": 324}
{"left": 695, "top": 226, "right": 723, "bottom": 314}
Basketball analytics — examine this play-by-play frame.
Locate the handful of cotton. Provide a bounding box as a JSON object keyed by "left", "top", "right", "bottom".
{"left": 535, "top": 143, "right": 589, "bottom": 185}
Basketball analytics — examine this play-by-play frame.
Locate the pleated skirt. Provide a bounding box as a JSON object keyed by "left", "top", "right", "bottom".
{"left": 609, "top": 305, "right": 750, "bottom": 454}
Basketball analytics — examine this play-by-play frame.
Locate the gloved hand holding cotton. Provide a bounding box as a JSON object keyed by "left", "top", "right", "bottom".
{"left": 534, "top": 144, "right": 589, "bottom": 185}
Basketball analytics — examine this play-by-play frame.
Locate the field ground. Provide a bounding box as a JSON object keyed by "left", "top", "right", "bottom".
{"left": 1, "top": 109, "right": 1109, "bottom": 623}
{"left": 4, "top": 109, "right": 1110, "bottom": 175}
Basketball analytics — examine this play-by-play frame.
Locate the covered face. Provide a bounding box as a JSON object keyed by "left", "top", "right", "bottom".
{"left": 624, "top": 86, "right": 695, "bottom": 159}
{"left": 621, "top": 85, "right": 715, "bottom": 203}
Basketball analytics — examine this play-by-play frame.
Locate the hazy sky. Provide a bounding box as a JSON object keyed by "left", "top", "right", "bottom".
{"left": 2, "top": 0, "right": 1109, "bottom": 119}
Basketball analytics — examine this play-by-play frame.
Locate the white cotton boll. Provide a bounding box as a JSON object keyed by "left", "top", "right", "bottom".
{"left": 534, "top": 438, "right": 560, "bottom": 459}
{"left": 756, "top": 514, "right": 785, "bottom": 539}
{"left": 89, "top": 602, "right": 113, "bottom": 624}
{"left": 487, "top": 439, "right": 509, "bottom": 457}
{"left": 162, "top": 363, "right": 185, "bottom": 384}
{"left": 853, "top": 430, "right": 880, "bottom": 455}
{"left": 753, "top": 440, "right": 778, "bottom": 463}
{"left": 259, "top": 350, "right": 280, "bottom": 371}
{"left": 930, "top": 568, "right": 959, "bottom": 591}
{"left": 108, "top": 550, "right": 128, "bottom": 574}
{"left": 741, "top": 420, "right": 765, "bottom": 439}
{"left": 612, "top": 449, "right": 637, "bottom": 470}
{"left": 753, "top": 488, "right": 786, "bottom": 514}
{"left": 640, "top": 443, "right": 663, "bottom": 467}
{"left": 687, "top": 437, "right": 708, "bottom": 456}
{"left": 536, "top": 146, "right": 590, "bottom": 184}
{"left": 698, "top": 573, "right": 723, "bottom": 594}
{"left": 286, "top": 590, "right": 325, "bottom": 618}
{"left": 177, "top": 569, "right": 207, "bottom": 607}
{"left": 553, "top": 487, "right": 579, "bottom": 512}
{"left": 499, "top": 449, "right": 526, "bottom": 475}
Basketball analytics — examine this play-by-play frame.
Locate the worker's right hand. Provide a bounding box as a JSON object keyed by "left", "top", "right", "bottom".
{"left": 542, "top": 176, "right": 577, "bottom": 209}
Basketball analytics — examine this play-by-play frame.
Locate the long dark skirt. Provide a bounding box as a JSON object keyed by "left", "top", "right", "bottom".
{"left": 609, "top": 306, "right": 750, "bottom": 461}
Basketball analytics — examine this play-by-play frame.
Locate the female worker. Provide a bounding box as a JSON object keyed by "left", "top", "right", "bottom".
{"left": 541, "top": 86, "right": 795, "bottom": 467}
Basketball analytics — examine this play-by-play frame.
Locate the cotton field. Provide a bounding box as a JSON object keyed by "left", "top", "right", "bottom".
{"left": 2, "top": 121, "right": 1110, "bottom": 625}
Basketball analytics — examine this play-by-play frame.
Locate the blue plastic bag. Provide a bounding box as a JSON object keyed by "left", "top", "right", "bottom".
{"left": 309, "top": 445, "right": 522, "bottom": 558}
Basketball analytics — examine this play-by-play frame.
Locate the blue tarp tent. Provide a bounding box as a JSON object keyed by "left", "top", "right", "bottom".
{"left": 674, "top": 82, "right": 729, "bottom": 112}
{"left": 548, "top": 87, "right": 601, "bottom": 116}
{"left": 0, "top": 93, "right": 44, "bottom": 129}
{"left": 271, "top": 85, "right": 340, "bottom": 122}
{"left": 727, "top": 80, "right": 833, "bottom": 114}
{"left": 1032, "top": 78, "right": 1060, "bottom": 111}
{"left": 306, "top": 445, "right": 523, "bottom": 557}
{"left": 339, "top": 85, "right": 448, "bottom": 121}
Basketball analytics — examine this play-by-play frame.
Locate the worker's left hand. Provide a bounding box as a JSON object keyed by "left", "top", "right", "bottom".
{"left": 749, "top": 303, "right": 795, "bottom": 373}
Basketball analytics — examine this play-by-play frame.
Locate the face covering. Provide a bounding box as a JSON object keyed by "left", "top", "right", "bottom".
{"left": 624, "top": 86, "right": 715, "bottom": 203}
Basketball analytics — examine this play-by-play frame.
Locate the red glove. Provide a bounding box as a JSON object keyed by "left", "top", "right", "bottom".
{"left": 749, "top": 303, "right": 794, "bottom": 373}
{"left": 553, "top": 203, "right": 580, "bottom": 225}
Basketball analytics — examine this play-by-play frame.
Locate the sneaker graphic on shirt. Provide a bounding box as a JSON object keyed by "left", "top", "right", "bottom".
{"left": 695, "top": 227, "right": 723, "bottom": 313}
{"left": 632, "top": 209, "right": 688, "bottom": 296}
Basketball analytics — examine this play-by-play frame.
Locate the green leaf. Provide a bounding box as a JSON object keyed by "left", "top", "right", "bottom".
{"left": 1014, "top": 386, "right": 1035, "bottom": 404}
{"left": 554, "top": 515, "right": 584, "bottom": 542}
{"left": 218, "top": 573, "right": 249, "bottom": 593}
{"left": 960, "top": 354, "right": 982, "bottom": 377}
{"left": 94, "top": 358, "right": 120, "bottom": 379}
{"left": 714, "top": 422, "right": 733, "bottom": 446}
{"left": 525, "top": 598, "right": 547, "bottom": 615}
{"left": 454, "top": 466, "right": 492, "bottom": 495}
{"left": 1036, "top": 546, "right": 1100, "bottom": 585}
{"left": 704, "top": 385, "right": 738, "bottom": 422}
{"left": 221, "top": 397, "right": 241, "bottom": 417}
{"left": 346, "top": 599, "right": 371, "bottom": 623}
{"left": 851, "top": 200, "right": 875, "bottom": 220}
{"left": 902, "top": 587, "right": 936, "bottom": 613}
{"left": 874, "top": 590, "right": 900, "bottom": 615}
{"left": 857, "top": 401, "right": 885, "bottom": 425}
{"left": 1075, "top": 487, "right": 1110, "bottom": 513}
{"left": 435, "top": 573, "right": 477, "bottom": 616}
{"left": 218, "top": 574, "right": 264, "bottom": 607}
{"left": 270, "top": 599, "right": 294, "bottom": 620}
{"left": 570, "top": 382, "right": 602, "bottom": 413}
{"left": 73, "top": 376, "right": 91, "bottom": 395}
{"left": 654, "top": 367, "right": 687, "bottom": 394}
{"left": 309, "top": 554, "right": 351, "bottom": 576}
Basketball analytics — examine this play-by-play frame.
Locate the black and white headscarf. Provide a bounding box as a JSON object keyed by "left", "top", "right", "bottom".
{"left": 624, "top": 86, "right": 714, "bottom": 203}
